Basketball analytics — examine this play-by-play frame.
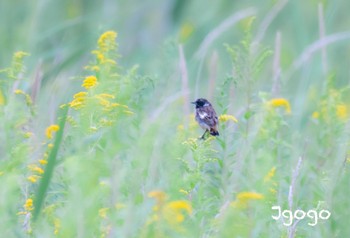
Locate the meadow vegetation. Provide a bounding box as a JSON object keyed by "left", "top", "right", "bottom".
{"left": 1, "top": 0, "right": 350, "bottom": 237}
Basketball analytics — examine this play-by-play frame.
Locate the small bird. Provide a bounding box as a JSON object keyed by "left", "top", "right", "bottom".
{"left": 191, "top": 98, "right": 219, "bottom": 139}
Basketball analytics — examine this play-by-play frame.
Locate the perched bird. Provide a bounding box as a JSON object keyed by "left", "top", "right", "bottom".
{"left": 191, "top": 98, "right": 219, "bottom": 139}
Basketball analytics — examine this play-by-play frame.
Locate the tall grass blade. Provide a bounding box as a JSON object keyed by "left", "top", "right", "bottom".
{"left": 32, "top": 105, "right": 69, "bottom": 222}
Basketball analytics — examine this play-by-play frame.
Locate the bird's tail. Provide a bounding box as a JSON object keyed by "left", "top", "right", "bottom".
{"left": 210, "top": 128, "right": 219, "bottom": 136}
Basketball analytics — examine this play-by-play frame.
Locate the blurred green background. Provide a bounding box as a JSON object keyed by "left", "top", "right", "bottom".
{"left": 0, "top": 1, "right": 348, "bottom": 73}
{"left": 2, "top": 0, "right": 350, "bottom": 105}
{"left": 1, "top": 0, "right": 350, "bottom": 237}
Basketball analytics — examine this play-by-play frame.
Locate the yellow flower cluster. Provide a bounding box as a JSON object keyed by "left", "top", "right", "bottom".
{"left": 264, "top": 166, "right": 278, "bottom": 195}
{"left": 98, "top": 208, "right": 110, "bottom": 219}
{"left": 231, "top": 192, "right": 264, "bottom": 208}
{"left": 28, "top": 164, "right": 44, "bottom": 174}
{"left": 53, "top": 218, "right": 60, "bottom": 235}
{"left": 312, "top": 104, "right": 348, "bottom": 121}
{"left": 27, "top": 175, "right": 40, "bottom": 183}
{"left": 26, "top": 126, "right": 59, "bottom": 184}
{"left": 27, "top": 162, "right": 46, "bottom": 183}
{"left": 163, "top": 201, "right": 192, "bottom": 223}
{"left": 264, "top": 166, "right": 276, "bottom": 182}
{"left": 24, "top": 198, "right": 34, "bottom": 211}
{"left": 336, "top": 104, "right": 347, "bottom": 119}
{"left": 312, "top": 88, "right": 349, "bottom": 122}
{"left": 267, "top": 98, "right": 291, "bottom": 114}
{"left": 14, "top": 51, "right": 30, "bottom": 60}
{"left": 14, "top": 89, "right": 33, "bottom": 106}
{"left": 95, "top": 93, "right": 115, "bottom": 107}
{"left": 90, "top": 31, "right": 118, "bottom": 65}
{"left": 147, "top": 190, "right": 192, "bottom": 225}
{"left": 69, "top": 92, "right": 87, "bottom": 109}
{"left": 17, "top": 198, "right": 34, "bottom": 216}
{"left": 219, "top": 114, "right": 238, "bottom": 123}
{"left": 97, "top": 31, "right": 117, "bottom": 53}
{"left": 182, "top": 137, "right": 198, "bottom": 150}
{"left": 148, "top": 190, "right": 168, "bottom": 204}
{"left": 82, "top": 75, "right": 98, "bottom": 89}
{"left": 10, "top": 51, "right": 30, "bottom": 80}
{"left": 98, "top": 204, "right": 125, "bottom": 237}
{"left": 68, "top": 30, "right": 133, "bottom": 134}
{"left": 18, "top": 198, "right": 34, "bottom": 215}
{"left": 0, "top": 90, "right": 4, "bottom": 105}
{"left": 69, "top": 90, "right": 132, "bottom": 116}
{"left": 45, "top": 124, "right": 60, "bottom": 139}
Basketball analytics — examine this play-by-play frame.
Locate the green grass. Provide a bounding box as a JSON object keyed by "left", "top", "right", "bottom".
{"left": 1, "top": 1, "right": 350, "bottom": 237}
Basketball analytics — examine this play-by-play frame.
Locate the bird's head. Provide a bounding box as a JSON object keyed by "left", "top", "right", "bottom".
{"left": 191, "top": 98, "right": 210, "bottom": 108}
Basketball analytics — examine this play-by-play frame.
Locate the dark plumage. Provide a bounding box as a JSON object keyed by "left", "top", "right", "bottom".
{"left": 191, "top": 98, "right": 219, "bottom": 139}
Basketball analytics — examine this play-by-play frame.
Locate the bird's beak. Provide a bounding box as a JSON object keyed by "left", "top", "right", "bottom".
{"left": 191, "top": 101, "right": 196, "bottom": 104}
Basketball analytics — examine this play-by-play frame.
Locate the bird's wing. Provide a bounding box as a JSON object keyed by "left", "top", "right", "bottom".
{"left": 199, "top": 107, "right": 218, "bottom": 127}
{"left": 198, "top": 110, "right": 208, "bottom": 119}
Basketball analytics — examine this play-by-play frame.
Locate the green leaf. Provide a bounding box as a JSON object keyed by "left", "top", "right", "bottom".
{"left": 32, "top": 105, "right": 69, "bottom": 222}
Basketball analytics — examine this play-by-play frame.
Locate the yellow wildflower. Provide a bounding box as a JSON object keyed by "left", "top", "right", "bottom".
{"left": 236, "top": 192, "right": 264, "bottom": 201}
{"left": 163, "top": 200, "right": 192, "bottom": 223}
{"left": 97, "top": 31, "right": 117, "bottom": 52}
{"left": 94, "top": 94, "right": 115, "bottom": 108}
{"left": 45, "top": 124, "right": 60, "bottom": 139}
{"left": 14, "top": 51, "right": 30, "bottom": 60}
{"left": 39, "top": 159, "right": 48, "bottom": 165}
{"left": 268, "top": 98, "right": 291, "bottom": 114}
{"left": 14, "top": 89, "right": 25, "bottom": 95}
{"left": 0, "top": 90, "right": 5, "bottom": 105}
{"left": 98, "top": 208, "right": 109, "bottom": 219}
{"left": 73, "top": 91, "right": 87, "bottom": 98}
{"left": 231, "top": 192, "right": 264, "bottom": 208}
{"left": 82, "top": 75, "right": 98, "bottom": 89}
{"left": 182, "top": 137, "right": 199, "bottom": 150}
{"left": 14, "top": 89, "right": 33, "bottom": 106}
{"left": 219, "top": 114, "right": 238, "bottom": 123}
{"left": 336, "top": 104, "right": 347, "bottom": 120}
{"left": 28, "top": 164, "right": 44, "bottom": 174}
{"left": 27, "top": 175, "right": 40, "bottom": 183}
{"left": 54, "top": 218, "right": 60, "bottom": 235}
{"left": 312, "top": 111, "right": 320, "bottom": 119}
{"left": 264, "top": 167, "right": 276, "bottom": 182}
{"left": 91, "top": 51, "right": 105, "bottom": 63}
{"left": 69, "top": 92, "right": 87, "bottom": 109}
{"left": 148, "top": 190, "right": 168, "bottom": 204}
{"left": 148, "top": 191, "right": 192, "bottom": 227}
{"left": 24, "top": 198, "right": 34, "bottom": 211}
